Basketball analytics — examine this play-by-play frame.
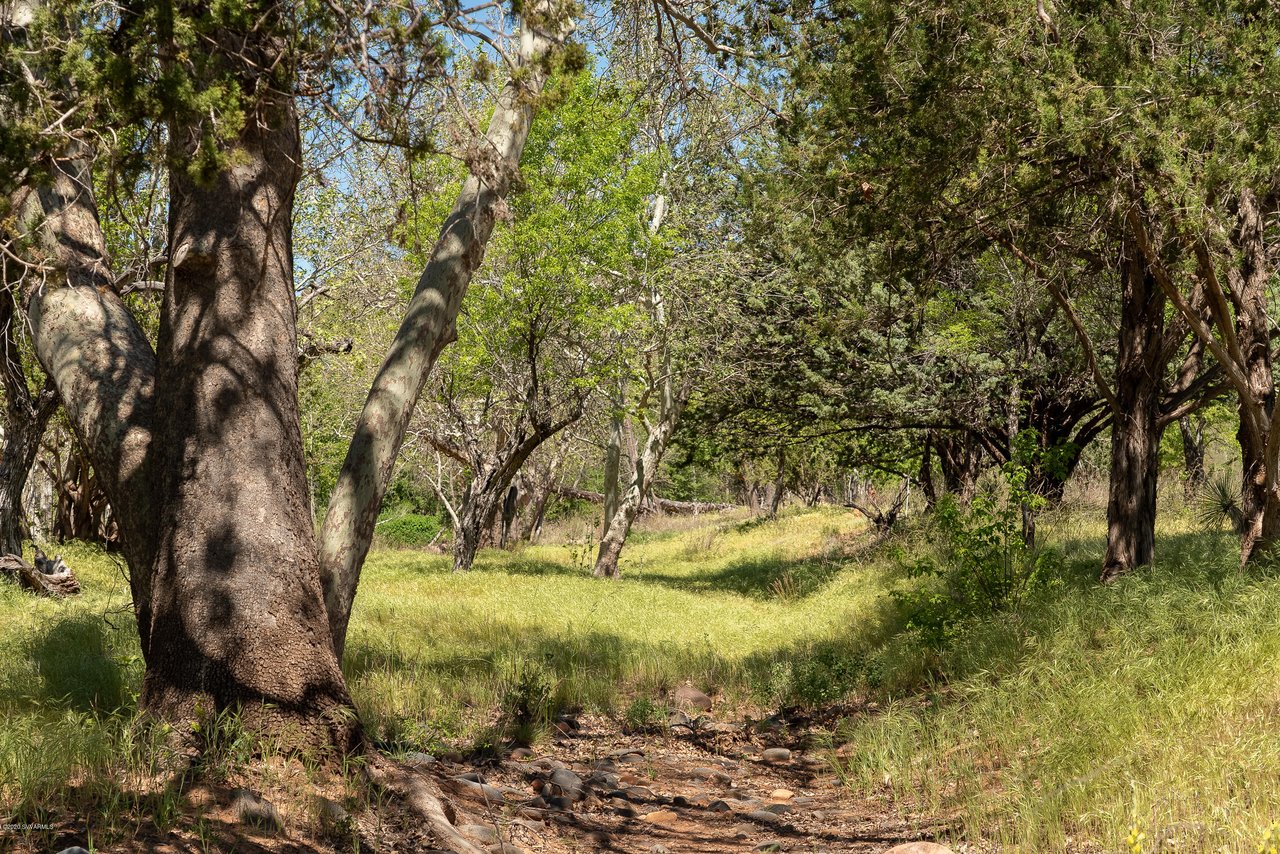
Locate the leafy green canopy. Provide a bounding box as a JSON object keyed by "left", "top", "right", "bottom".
{"left": 418, "top": 71, "right": 660, "bottom": 405}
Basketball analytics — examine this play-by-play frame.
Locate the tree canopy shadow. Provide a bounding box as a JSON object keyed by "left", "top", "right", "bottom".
{"left": 456, "top": 549, "right": 852, "bottom": 601}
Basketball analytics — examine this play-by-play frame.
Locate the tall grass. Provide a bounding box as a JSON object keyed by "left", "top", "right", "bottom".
{"left": 5, "top": 506, "right": 1280, "bottom": 851}
{"left": 833, "top": 512, "right": 1280, "bottom": 852}
{"left": 345, "top": 507, "right": 878, "bottom": 747}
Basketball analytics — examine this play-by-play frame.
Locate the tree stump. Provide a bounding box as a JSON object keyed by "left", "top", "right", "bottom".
{"left": 0, "top": 549, "right": 81, "bottom": 597}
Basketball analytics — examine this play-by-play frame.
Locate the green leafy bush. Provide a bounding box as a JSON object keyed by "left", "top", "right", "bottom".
{"left": 376, "top": 513, "right": 444, "bottom": 548}
{"left": 896, "top": 461, "right": 1060, "bottom": 646}
{"left": 622, "top": 697, "right": 667, "bottom": 733}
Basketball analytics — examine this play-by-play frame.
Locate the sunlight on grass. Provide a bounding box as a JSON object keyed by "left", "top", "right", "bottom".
{"left": 345, "top": 507, "right": 882, "bottom": 745}
{"left": 7, "top": 507, "right": 1280, "bottom": 851}
{"left": 833, "top": 511, "right": 1280, "bottom": 852}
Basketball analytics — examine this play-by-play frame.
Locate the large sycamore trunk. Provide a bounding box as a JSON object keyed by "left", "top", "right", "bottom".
{"left": 1101, "top": 253, "right": 1165, "bottom": 582}
{"left": 139, "top": 78, "right": 356, "bottom": 747}
{"left": 319, "top": 7, "right": 563, "bottom": 655}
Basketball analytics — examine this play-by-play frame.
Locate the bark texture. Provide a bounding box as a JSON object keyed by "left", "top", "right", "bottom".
{"left": 1179, "top": 415, "right": 1207, "bottom": 500}
{"left": 1101, "top": 250, "right": 1165, "bottom": 581}
{"left": 13, "top": 148, "right": 158, "bottom": 627}
{"left": 601, "top": 392, "right": 624, "bottom": 534}
{"left": 1133, "top": 191, "right": 1277, "bottom": 566}
{"left": 319, "top": 5, "right": 567, "bottom": 655}
{"left": 451, "top": 407, "right": 582, "bottom": 571}
{"left": 1225, "top": 194, "right": 1277, "bottom": 563}
{"left": 936, "top": 432, "right": 982, "bottom": 502}
{"left": 139, "top": 63, "right": 355, "bottom": 747}
{"left": 0, "top": 292, "right": 58, "bottom": 555}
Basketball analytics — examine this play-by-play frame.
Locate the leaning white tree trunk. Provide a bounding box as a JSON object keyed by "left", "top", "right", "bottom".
{"left": 319, "top": 2, "right": 571, "bottom": 658}
{"left": 11, "top": 148, "right": 159, "bottom": 631}
{"left": 592, "top": 193, "right": 683, "bottom": 579}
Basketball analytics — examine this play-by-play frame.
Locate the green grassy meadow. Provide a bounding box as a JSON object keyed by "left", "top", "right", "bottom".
{"left": 4, "top": 506, "right": 1280, "bottom": 851}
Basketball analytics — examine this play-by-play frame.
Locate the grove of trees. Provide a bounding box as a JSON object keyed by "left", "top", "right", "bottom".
{"left": 2, "top": 0, "right": 1278, "bottom": 839}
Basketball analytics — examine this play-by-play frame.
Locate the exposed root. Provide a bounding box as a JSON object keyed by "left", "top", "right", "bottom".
{"left": 364, "top": 753, "right": 488, "bottom": 854}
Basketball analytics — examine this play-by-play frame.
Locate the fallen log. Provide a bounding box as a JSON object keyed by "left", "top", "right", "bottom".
{"left": 0, "top": 549, "right": 81, "bottom": 597}
{"left": 554, "top": 487, "right": 736, "bottom": 516}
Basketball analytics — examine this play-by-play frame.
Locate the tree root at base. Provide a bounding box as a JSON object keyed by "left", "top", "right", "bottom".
{"left": 364, "top": 753, "right": 489, "bottom": 854}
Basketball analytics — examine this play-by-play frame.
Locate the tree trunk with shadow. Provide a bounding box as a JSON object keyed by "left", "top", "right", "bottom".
{"left": 1102, "top": 249, "right": 1165, "bottom": 582}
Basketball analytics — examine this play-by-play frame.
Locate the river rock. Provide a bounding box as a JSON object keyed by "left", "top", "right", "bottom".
{"left": 548, "top": 767, "right": 585, "bottom": 800}
{"left": 673, "top": 684, "right": 713, "bottom": 711}
{"left": 642, "top": 809, "right": 681, "bottom": 827}
{"left": 762, "top": 747, "right": 792, "bottom": 763}
{"left": 459, "top": 824, "right": 500, "bottom": 844}
{"left": 691, "top": 766, "right": 732, "bottom": 784}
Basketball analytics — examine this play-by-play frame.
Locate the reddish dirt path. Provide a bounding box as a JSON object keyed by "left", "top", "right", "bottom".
{"left": 419, "top": 711, "right": 954, "bottom": 854}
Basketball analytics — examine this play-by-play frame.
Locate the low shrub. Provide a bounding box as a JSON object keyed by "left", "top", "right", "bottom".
{"left": 376, "top": 513, "right": 445, "bottom": 548}
{"left": 895, "top": 461, "right": 1060, "bottom": 646}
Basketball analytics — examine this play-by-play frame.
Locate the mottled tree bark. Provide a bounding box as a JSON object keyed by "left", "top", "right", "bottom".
{"left": 319, "top": 5, "right": 567, "bottom": 656}
{"left": 593, "top": 372, "right": 687, "bottom": 579}
{"left": 136, "top": 34, "right": 356, "bottom": 747}
{"left": 0, "top": 292, "right": 58, "bottom": 555}
{"left": 13, "top": 147, "right": 159, "bottom": 636}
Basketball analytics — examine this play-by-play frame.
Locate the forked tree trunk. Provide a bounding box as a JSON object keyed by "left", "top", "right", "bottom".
{"left": 453, "top": 415, "right": 580, "bottom": 571}
{"left": 319, "top": 5, "right": 567, "bottom": 655}
{"left": 936, "top": 431, "right": 981, "bottom": 501}
{"left": 1101, "top": 251, "right": 1165, "bottom": 582}
{"left": 1227, "top": 196, "right": 1278, "bottom": 565}
{"left": 593, "top": 378, "right": 686, "bottom": 579}
{"left": 520, "top": 445, "right": 566, "bottom": 543}
{"left": 1136, "top": 191, "right": 1278, "bottom": 566}
{"left": 15, "top": 16, "right": 357, "bottom": 749}
{"left": 15, "top": 150, "right": 159, "bottom": 633}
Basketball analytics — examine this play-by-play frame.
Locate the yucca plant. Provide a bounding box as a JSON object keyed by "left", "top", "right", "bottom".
{"left": 1194, "top": 474, "right": 1248, "bottom": 534}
